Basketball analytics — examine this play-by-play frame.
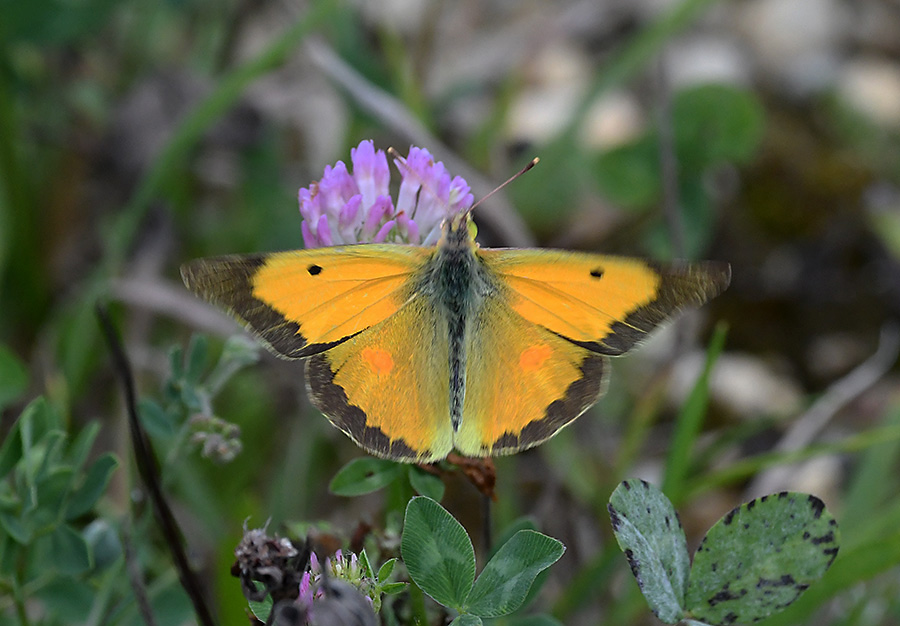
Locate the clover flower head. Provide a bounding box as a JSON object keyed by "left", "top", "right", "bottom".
{"left": 299, "top": 140, "right": 474, "bottom": 248}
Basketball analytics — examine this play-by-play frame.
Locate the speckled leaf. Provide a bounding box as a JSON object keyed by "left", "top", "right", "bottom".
{"left": 685, "top": 492, "right": 840, "bottom": 625}
{"left": 608, "top": 479, "right": 690, "bottom": 623}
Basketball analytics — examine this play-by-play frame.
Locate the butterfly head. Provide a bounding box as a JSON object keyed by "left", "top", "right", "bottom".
{"left": 439, "top": 209, "right": 479, "bottom": 250}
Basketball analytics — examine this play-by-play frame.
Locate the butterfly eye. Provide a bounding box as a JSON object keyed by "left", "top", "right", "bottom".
{"left": 590, "top": 268, "right": 604, "bottom": 279}
{"left": 307, "top": 264, "right": 323, "bottom": 276}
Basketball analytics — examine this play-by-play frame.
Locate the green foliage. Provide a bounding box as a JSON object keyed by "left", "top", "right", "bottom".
{"left": 329, "top": 457, "right": 446, "bottom": 501}
{"left": 0, "top": 344, "right": 28, "bottom": 412}
{"left": 0, "top": 397, "right": 120, "bottom": 619}
{"left": 593, "top": 84, "right": 765, "bottom": 258}
{"left": 608, "top": 479, "right": 689, "bottom": 622}
{"left": 330, "top": 457, "right": 407, "bottom": 496}
{"left": 609, "top": 480, "right": 840, "bottom": 625}
{"left": 401, "top": 496, "right": 564, "bottom": 621}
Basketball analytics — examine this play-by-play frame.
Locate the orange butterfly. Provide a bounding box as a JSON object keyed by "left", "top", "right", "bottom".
{"left": 182, "top": 142, "right": 729, "bottom": 462}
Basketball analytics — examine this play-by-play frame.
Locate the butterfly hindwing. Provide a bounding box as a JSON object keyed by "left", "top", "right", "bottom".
{"left": 455, "top": 293, "right": 608, "bottom": 457}
{"left": 305, "top": 294, "right": 453, "bottom": 463}
{"left": 477, "top": 249, "right": 731, "bottom": 356}
{"left": 181, "top": 245, "right": 432, "bottom": 359}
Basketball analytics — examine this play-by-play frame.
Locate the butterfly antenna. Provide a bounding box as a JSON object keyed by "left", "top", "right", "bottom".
{"left": 470, "top": 157, "right": 539, "bottom": 213}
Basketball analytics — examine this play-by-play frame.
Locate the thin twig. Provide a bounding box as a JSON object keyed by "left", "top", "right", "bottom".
{"left": 96, "top": 304, "right": 218, "bottom": 626}
{"left": 746, "top": 324, "right": 900, "bottom": 498}
{"left": 482, "top": 493, "right": 493, "bottom": 557}
{"left": 304, "top": 39, "right": 535, "bottom": 247}
{"left": 121, "top": 519, "right": 159, "bottom": 626}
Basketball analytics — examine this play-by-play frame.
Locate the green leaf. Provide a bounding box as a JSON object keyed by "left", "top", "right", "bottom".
{"left": 377, "top": 558, "right": 396, "bottom": 583}
{"left": 593, "top": 134, "right": 661, "bottom": 209}
{"left": 401, "top": 496, "right": 476, "bottom": 610}
{"left": 381, "top": 582, "right": 407, "bottom": 594}
{"left": 685, "top": 492, "right": 840, "bottom": 625}
{"left": 409, "top": 466, "right": 445, "bottom": 501}
{"left": 465, "top": 530, "right": 565, "bottom": 617}
{"left": 0, "top": 511, "right": 32, "bottom": 543}
{"left": 185, "top": 334, "right": 209, "bottom": 383}
{"left": 608, "top": 479, "right": 690, "bottom": 623}
{"left": 83, "top": 518, "right": 122, "bottom": 570}
{"left": 329, "top": 457, "right": 405, "bottom": 496}
{"left": 0, "top": 344, "right": 28, "bottom": 412}
{"left": 0, "top": 405, "right": 25, "bottom": 480}
{"left": 359, "top": 548, "right": 374, "bottom": 578}
{"left": 1, "top": 534, "right": 20, "bottom": 574}
{"left": 34, "top": 578, "right": 95, "bottom": 622}
{"left": 449, "top": 615, "right": 483, "bottom": 626}
{"left": 138, "top": 398, "right": 177, "bottom": 438}
{"left": 66, "top": 453, "right": 118, "bottom": 519}
{"left": 49, "top": 523, "right": 92, "bottom": 575}
{"left": 36, "top": 467, "right": 74, "bottom": 516}
{"left": 248, "top": 581, "right": 273, "bottom": 622}
{"left": 66, "top": 422, "right": 100, "bottom": 472}
{"left": 673, "top": 84, "right": 765, "bottom": 171}
{"left": 490, "top": 517, "right": 539, "bottom": 561}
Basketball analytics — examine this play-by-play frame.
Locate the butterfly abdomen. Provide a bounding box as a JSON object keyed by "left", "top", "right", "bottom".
{"left": 433, "top": 217, "right": 494, "bottom": 432}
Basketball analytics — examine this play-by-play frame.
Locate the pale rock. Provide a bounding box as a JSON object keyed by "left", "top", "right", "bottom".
{"left": 736, "top": 0, "right": 849, "bottom": 93}
{"left": 669, "top": 352, "right": 804, "bottom": 420}
{"left": 837, "top": 57, "right": 900, "bottom": 128}
{"left": 505, "top": 42, "right": 591, "bottom": 144}
{"left": 665, "top": 35, "right": 751, "bottom": 88}
{"left": 580, "top": 90, "right": 645, "bottom": 150}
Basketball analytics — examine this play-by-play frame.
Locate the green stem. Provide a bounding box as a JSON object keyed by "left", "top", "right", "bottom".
{"left": 12, "top": 563, "right": 31, "bottom": 626}
{"left": 408, "top": 580, "right": 429, "bottom": 625}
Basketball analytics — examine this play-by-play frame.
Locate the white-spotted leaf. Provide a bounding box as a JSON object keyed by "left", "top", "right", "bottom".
{"left": 608, "top": 479, "right": 690, "bottom": 623}
{"left": 685, "top": 492, "right": 840, "bottom": 625}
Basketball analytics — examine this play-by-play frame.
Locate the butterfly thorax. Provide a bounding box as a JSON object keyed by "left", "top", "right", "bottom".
{"left": 430, "top": 213, "right": 494, "bottom": 431}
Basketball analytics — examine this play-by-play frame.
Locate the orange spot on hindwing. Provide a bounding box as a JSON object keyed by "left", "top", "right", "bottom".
{"left": 362, "top": 347, "right": 394, "bottom": 374}
{"left": 519, "top": 344, "right": 552, "bottom": 371}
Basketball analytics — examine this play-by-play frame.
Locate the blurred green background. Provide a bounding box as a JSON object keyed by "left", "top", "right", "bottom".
{"left": 3, "top": 0, "right": 900, "bottom": 624}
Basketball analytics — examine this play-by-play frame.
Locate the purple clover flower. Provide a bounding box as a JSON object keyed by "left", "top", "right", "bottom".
{"left": 299, "top": 140, "right": 473, "bottom": 248}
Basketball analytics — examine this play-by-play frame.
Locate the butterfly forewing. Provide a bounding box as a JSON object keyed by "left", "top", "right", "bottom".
{"left": 181, "top": 245, "right": 432, "bottom": 359}
{"left": 477, "top": 249, "right": 730, "bottom": 356}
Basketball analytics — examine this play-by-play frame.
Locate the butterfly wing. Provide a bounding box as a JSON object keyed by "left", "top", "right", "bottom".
{"left": 476, "top": 249, "right": 731, "bottom": 356}
{"left": 182, "top": 244, "right": 452, "bottom": 462}
{"left": 452, "top": 249, "right": 730, "bottom": 456}
{"left": 306, "top": 294, "right": 452, "bottom": 462}
{"left": 454, "top": 293, "right": 608, "bottom": 457}
{"left": 181, "top": 245, "right": 432, "bottom": 359}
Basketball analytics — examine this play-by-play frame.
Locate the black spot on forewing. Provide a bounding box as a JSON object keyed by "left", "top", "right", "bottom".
{"left": 572, "top": 260, "right": 731, "bottom": 356}
{"left": 307, "top": 264, "right": 323, "bottom": 275}
{"left": 182, "top": 256, "right": 313, "bottom": 359}
{"left": 181, "top": 255, "right": 352, "bottom": 359}
{"left": 590, "top": 268, "right": 604, "bottom": 278}
{"left": 306, "top": 355, "right": 422, "bottom": 461}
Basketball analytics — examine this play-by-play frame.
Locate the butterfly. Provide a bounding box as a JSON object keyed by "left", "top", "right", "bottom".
{"left": 181, "top": 211, "right": 730, "bottom": 463}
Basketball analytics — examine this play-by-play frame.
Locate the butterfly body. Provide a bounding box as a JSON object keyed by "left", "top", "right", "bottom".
{"left": 182, "top": 213, "right": 730, "bottom": 463}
